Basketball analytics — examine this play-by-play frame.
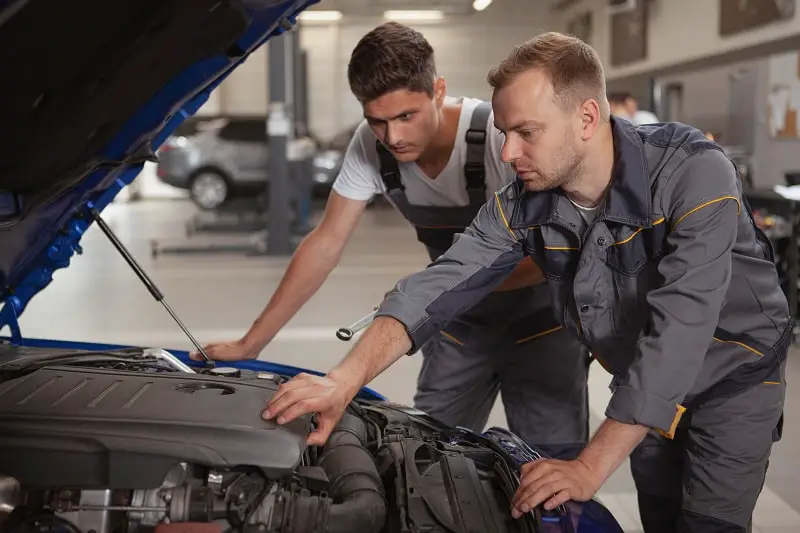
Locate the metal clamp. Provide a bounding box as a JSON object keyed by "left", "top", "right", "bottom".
{"left": 336, "top": 308, "right": 378, "bottom": 341}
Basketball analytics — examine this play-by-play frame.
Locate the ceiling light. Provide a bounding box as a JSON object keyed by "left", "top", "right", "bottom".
{"left": 472, "top": 0, "right": 493, "bottom": 11}
{"left": 383, "top": 10, "right": 445, "bottom": 21}
{"left": 297, "top": 10, "right": 343, "bottom": 22}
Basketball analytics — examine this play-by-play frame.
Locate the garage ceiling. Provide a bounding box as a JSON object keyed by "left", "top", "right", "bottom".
{"left": 303, "top": 0, "right": 477, "bottom": 17}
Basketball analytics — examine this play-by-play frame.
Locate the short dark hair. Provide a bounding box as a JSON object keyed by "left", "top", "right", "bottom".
{"left": 487, "top": 32, "right": 608, "bottom": 117}
{"left": 347, "top": 22, "right": 437, "bottom": 103}
{"left": 607, "top": 91, "right": 632, "bottom": 105}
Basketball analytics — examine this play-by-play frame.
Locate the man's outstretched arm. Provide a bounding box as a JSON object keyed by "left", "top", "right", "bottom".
{"left": 263, "top": 186, "right": 528, "bottom": 444}
{"left": 374, "top": 188, "right": 529, "bottom": 354}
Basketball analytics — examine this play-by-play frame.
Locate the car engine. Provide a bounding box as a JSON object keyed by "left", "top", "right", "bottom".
{"left": 0, "top": 343, "right": 568, "bottom": 533}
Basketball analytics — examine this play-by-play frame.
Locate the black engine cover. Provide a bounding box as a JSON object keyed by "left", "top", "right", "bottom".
{"left": 0, "top": 365, "right": 311, "bottom": 489}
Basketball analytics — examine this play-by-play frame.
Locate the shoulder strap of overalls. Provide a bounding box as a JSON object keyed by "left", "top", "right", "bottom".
{"left": 464, "top": 100, "right": 491, "bottom": 205}
{"left": 376, "top": 139, "right": 403, "bottom": 193}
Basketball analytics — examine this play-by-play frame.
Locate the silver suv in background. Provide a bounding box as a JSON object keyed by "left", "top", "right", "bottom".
{"left": 155, "top": 116, "right": 345, "bottom": 210}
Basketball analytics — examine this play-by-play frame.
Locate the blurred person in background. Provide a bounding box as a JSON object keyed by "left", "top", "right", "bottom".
{"left": 608, "top": 91, "right": 659, "bottom": 124}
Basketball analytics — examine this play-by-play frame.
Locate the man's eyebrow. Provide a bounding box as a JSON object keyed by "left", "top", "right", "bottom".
{"left": 513, "top": 120, "right": 543, "bottom": 130}
{"left": 364, "top": 109, "right": 418, "bottom": 122}
{"left": 494, "top": 120, "right": 542, "bottom": 132}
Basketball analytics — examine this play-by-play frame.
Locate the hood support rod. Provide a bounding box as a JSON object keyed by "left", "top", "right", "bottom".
{"left": 88, "top": 208, "right": 214, "bottom": 368}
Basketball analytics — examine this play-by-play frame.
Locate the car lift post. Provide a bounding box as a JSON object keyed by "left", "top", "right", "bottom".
{"left": 264, "top": 24, "right": 294, "bottom": 255}
{"left": 292, "top": 44, "right": 313, "bottom": 235}
{"left": 149, "top": 17, "right": 309, "bottom": 258}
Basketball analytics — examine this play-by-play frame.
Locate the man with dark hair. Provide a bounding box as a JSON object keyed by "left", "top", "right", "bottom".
{"left": 607, "top": 91, "right": 631, "bottom": 118}
{"left": 346, "top": 21, "right": 438, "bottom": 103}
{"left": 193, "top": 22, "right": 591, "bottom": 460}
{"left": 263, "top": 31, "right": 790, "bottom": 533}
{"left": 608, "top": 91, "right": 659, "bottom": 124}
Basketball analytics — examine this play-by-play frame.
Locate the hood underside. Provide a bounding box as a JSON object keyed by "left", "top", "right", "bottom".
{"left": 0, "top": 0, "right": 316, "bottom": 334}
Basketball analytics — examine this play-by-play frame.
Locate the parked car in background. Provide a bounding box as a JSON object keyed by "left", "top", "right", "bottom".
{"left": 155, "top": 116, "right": 352, "bottom": 210}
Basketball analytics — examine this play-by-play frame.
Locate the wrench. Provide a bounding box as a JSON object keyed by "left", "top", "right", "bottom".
{"left": 336, "top": 309, "right": 378, "bottom": 341}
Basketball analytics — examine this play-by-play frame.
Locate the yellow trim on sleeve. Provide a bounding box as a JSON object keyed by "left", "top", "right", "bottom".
{"left": 673, "top": 196, "right": 741, "bottom": 229}
{"left": 657, "top": 404, "right": 687, "bottom": 440}
{"left": 763, "top": 381, "right": 781, "bottom": 385}
{"left": 494, "top": 192, "right": 516, "bottom": 238}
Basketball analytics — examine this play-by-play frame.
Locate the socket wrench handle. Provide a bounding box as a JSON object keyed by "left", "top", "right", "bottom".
{"left": 336, "top": 309, "right": 378, "bottom": 341}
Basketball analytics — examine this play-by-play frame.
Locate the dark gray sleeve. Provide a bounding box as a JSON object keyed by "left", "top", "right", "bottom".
{"left": 376, "top": 187, "right": 526, "bottom": 353}
{"left": 605, "top": 148, "right": 742, "bottom": 435}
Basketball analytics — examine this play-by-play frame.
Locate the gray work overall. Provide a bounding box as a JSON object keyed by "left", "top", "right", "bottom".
{"left": 375, "top": 102, "right": 590, "bottom": 459}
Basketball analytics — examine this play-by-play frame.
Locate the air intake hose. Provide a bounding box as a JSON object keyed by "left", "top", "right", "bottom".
{"left": 269, "top": 413, "right": 387, "bottom": 533}
{"left": 318, "top": 413, "right": 386, "bottom": 533}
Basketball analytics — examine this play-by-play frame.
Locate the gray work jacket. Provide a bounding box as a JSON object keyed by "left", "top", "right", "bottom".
{"left": 376, "top": 117, "right": 791, "bottom": 436}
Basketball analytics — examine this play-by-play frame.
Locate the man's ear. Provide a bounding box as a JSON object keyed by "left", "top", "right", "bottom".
{"left": 580, "top": 98, "right": 602, "bottom": 141}
{"left": 434, "top": 77, "right": 446, "bottom": 107}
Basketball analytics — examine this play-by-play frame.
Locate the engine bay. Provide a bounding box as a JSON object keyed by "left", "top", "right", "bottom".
{"left": 0, "top": 342, "right": 624, "bottom": 533}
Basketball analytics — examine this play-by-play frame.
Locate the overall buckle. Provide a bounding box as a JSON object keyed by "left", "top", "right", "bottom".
{"left": 465, "top": 128, "right": 486, "bottom": 144}
{"left": 464, "top": 162, "right": 486, "bottom": 188}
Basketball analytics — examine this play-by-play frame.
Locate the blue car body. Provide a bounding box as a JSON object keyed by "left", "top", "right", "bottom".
{"left": 0, "top": 1, "right": 626, "bottom": 531}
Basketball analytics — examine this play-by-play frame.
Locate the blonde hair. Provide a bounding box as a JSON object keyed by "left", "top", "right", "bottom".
{"left": 487, "top": 32, "right": 609, "bottom": 118}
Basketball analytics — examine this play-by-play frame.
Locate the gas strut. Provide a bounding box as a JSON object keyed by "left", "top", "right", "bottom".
{"left": 336, "top": 308, "right": 378, "bottom": 341}
{"left": 88, "top": 208, "right": 215, "bottom": 368}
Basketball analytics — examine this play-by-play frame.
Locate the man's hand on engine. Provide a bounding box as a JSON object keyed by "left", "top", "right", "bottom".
{"left": 262, "top": 372, "right": 360, "bottom": 446}
{"left": 511, "top": 458, "right": 601, "bottom": 517}
{"left": 189, "top": 339, "right": 259, "bottom": 362}
{"left": 264, "top": 316, "right": 411, "bottom": 445}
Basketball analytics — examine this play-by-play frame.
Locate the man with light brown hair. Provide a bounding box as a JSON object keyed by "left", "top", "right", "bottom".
{"left": 262, "top": 32, "right": 790, "bottom": 533}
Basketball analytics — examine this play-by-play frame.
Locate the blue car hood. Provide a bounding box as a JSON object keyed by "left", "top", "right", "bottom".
{"left": 0, "top": 0, "right": 317, "bottom": 335}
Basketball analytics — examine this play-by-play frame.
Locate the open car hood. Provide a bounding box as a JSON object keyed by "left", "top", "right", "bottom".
{"left": 0, "top": 0, "right": 317, "bottom": 336}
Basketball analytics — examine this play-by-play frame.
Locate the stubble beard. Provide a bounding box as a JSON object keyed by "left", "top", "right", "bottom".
{"left": 522, "top": 140, "right": 583, "bottom": 193}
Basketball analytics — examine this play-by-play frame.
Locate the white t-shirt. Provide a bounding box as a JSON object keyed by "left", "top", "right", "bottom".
{"left": 632, "top": 110, "right": 659, "bottom": 125}
{"left": 332, "top": 96, "right": 516, "bottom": 209}
{"left": 568, "top": 197, "right": 601, "bottom": 227}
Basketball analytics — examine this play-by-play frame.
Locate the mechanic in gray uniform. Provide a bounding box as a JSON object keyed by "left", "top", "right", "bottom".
{"left": 192, "top": 22, "right": 590, "bottom": 460}
{"left": 263, "top": 32, "right": 790, "bottom": 533}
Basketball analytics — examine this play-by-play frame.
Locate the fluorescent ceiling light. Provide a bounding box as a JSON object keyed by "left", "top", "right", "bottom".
{"left": 472, "top": 0, "right": 493, "bottom": 11}
{"left": 383, "top": 10, "right": 445, "bottom": 21}
{"left": 297, "top": 10, "right": 343, "bottom": 22}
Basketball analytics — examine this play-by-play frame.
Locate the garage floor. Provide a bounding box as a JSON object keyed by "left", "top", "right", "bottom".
{"left": 10, "top": 198, "right": 800, "bottom": 533}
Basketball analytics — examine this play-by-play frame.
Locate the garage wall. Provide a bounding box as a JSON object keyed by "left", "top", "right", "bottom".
{"left": 190, "top": 1, "right": 800, "bottom": 133}
{"left": 554, "top": 0, "right": 800, "bottom": 80}
{"left": 217, "top": 46, "right": 270, "bottom": 116}
{"left": 192, "top": 46, "right": 269, "bottom": 117}
{"left": 655, "top": 64, "right": 743, "bottom": 137}
{"left": 654, "top": 52, "right": 800, "bottom": 189}
{"left": 751, "top": 55, "right": 800, "bottom": 188}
